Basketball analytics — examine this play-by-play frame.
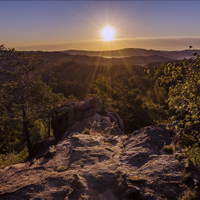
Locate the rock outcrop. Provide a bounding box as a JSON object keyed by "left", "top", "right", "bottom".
{"left": 0, "top": 99, "right": 200, "bottom": 199}
{"left": 51, "top": 97, "right": 124, "bottom": 141}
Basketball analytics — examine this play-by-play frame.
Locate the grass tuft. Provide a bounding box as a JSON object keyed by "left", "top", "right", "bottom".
{"left": 82, "top": 129, "right": 91, "bottom": 135}
{"left": 163, "top": 143, "right": 175, "bottom": 153}
{"left": 57, "top": 165, "right": 68, "bottom": 172}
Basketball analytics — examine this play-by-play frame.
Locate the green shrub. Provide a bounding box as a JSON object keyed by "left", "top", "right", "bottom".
{"left": 185, "top": 144, "right": 200, "bottom": 171}
{"left": 181, "top": 189, "right": 196, "bottom": 200}
{"left": 180, "top": 133, "right": 197, "bottom": 147}
{"left": 142, "top": 96, "right": 169, "bottom": 124}
{"left": 156, "top": 57, "right": 200, "bottom": 128}
{"left": 0, "top": 147, "right": 28, "bottom": 167}
{"left": 66, "top": 94, "right": 79, "bottom": 103}
{"left": 9, "top": 139, "right": 26, "bottom": 154}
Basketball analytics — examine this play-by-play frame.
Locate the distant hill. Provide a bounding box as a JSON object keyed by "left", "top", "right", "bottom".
{"left": 41, "top": 51, "right": 173, "bottom": 66}
{"left": 63, "top": 48, "right": 200, "bottom": 60}
{"left": 27, "top": 48, "right": 200, "bottom": 66}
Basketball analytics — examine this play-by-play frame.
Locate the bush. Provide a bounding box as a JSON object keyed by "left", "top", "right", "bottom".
{"left": 156, "top": 57, "right": 200, "bottom": 127}
{"left": 185, "top": 144, "right": 200, "bottom": 171}
{"left": 180, "top": 133, "right": 197, "bottom": 147}
{"left": 0, "top": 147, "right": 28, "bottom": 167}
{"left": 181, "top": 189, "right": 196, "bottom": 200}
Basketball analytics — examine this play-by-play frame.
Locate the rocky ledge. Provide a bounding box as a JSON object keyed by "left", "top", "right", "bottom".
{"left": 0, "top": 98, "right": 199, "bottom": 199}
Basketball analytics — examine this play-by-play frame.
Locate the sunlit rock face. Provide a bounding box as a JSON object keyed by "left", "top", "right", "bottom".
{"left": 0, "top": 98, "right": 200, "bottom": 199}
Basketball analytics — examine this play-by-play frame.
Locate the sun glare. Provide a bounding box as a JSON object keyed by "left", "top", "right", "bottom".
{"left": 101, "top": 26, "right": 115, "bottom": 41}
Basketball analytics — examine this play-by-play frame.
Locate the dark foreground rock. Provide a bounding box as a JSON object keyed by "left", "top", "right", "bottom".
{"left": 0, "top": 124, "right": 199, "bottom": 199}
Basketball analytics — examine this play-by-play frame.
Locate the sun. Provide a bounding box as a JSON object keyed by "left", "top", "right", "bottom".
{"left": 101, "top": 26, "right": 115, "bottom": 41}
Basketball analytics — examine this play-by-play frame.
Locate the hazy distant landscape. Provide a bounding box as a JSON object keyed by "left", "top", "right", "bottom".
{"left": 64, "top": 48, "right": 200, "bottom": 59}
{"left": 40, "top": 48, "right": 200, "bottom": 66}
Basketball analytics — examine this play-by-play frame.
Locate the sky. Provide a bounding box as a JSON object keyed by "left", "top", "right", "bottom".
{"left": 1, "top": 1, "right": 200, "bottom": 51}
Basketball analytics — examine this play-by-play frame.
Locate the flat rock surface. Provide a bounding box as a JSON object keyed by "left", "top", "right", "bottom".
{"left": 0, "top": 126, "right": 199, "bottom": 200}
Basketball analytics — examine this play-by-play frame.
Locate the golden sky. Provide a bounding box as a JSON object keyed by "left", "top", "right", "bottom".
{"left": 1, "top": 1, "right": 200, "bottom": 51}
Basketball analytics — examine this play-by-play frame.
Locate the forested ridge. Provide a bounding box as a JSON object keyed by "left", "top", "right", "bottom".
{"left": 0, "top": 44, "right": 200, "bottom": 176}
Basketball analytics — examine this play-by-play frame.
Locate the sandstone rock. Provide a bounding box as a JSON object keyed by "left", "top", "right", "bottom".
{"left": 0, "top": 125, "right": 199, "bottom": 199}
{"left": 98, "top": 189, "right": 118, "bottom": 200}
{"left": 106, "top": 110, "right": 124, "bottom": 131}
{"left": 74, "top": 97, "right": 102, "bottom": 112}
{"left": 52, "top": 97, "right": 124, "bottom": 141}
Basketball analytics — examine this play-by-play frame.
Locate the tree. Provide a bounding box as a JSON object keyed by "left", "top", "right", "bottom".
{"left": 0, "top": 45, "right": 65, "bottom": 159}
{"left": 87, "top": 76, "right": 111, "bottom": 106}
{"left": 156, "top": 57, "right": 200, "bottom": 127}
